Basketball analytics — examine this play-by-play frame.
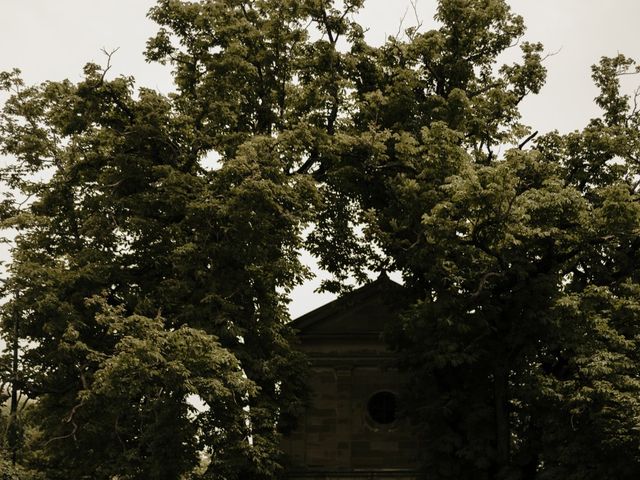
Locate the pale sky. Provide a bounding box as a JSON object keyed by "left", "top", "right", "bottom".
{"left": 1, "top": 1, "right": 639, "bottom": 318}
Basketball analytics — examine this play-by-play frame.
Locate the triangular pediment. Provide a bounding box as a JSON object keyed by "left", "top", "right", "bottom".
{"left": 290, "top": 273, "right": 405, "bottom": 337}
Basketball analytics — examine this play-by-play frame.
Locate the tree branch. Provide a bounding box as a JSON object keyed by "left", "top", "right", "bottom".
{"left": 518, "top": 130, "right": 538, "bottom": 150}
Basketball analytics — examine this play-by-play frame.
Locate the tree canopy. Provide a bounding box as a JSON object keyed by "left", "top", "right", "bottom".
{"left": 1, "top": 1, "right": 640, "bottom": 479}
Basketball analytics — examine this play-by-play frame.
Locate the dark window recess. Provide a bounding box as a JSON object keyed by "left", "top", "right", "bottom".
{"left": 367, "top": 391, "right": 397, "bottom": 424}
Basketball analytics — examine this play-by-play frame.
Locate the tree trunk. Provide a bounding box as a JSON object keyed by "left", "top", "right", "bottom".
{"left": 9, "top": 291, "right": 20, "bottom": 466}
{"left": 494, "top": 362, "right": 510, "bottom": 473}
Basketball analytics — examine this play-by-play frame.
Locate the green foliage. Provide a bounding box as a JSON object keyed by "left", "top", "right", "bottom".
{"left": 303, "top": 1, "right": 640, "bottom": 479}
{"left": 0, "top": 4, "right": 318, "bottom": 475}
{"left": 1, "top": 0, "right": 640, "bottom": 479}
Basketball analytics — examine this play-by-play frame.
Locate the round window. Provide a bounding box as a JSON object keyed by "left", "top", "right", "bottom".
{"left": 367, "top": 391, "right": 397, "bottom": 425}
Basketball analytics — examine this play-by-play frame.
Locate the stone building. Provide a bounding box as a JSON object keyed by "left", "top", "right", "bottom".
{"left": 282, "top": 274, "right": 420, "bottom": 479}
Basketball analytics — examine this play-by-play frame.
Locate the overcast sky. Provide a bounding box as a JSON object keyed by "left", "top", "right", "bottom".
{"left": 2, "top": 1, "right": 640, "bottom": 318}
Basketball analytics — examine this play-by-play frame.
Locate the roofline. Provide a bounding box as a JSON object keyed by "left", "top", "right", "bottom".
{"left": 289, "top": 272, "right": 403, "bottom": 333}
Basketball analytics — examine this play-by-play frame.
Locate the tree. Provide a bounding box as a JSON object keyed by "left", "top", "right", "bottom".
{"left": 0, "top": 39, "right": 313, "bottom": 477}
{"left": 2, "top": 1, "right": 640, "bottom": 479}
{"left": 523, "top": 55, "right": 640, "bottom": 479}
{"left": 303, "top": 1, "right": 640, "bottom": 479}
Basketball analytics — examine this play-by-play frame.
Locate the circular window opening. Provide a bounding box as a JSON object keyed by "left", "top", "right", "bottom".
{"left": 367, "top": 391, "right": 397, "bottom": 425}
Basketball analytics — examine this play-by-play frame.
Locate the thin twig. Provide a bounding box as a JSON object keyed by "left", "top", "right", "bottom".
{"left": 541, "top": 47, "right": 562, "bottom": 63}
{"left": 393, "top": 5, "right": 410, "bottom": 41}
{"left": 409, "top": 0, "right": 423, "bottom": 35}
{"left": 99, "top": 47, "right": 120, "bottom": 83}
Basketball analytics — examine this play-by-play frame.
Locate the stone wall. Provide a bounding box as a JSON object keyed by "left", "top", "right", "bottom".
{"left": 282, "top": 349, "right": 419, "bottom": 475}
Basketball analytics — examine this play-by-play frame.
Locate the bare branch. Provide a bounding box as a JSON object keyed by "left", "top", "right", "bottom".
{"left": 99, "top": 47, "right": 120, "bottom": 83}
{"left": 393, "top": 5, "right": 410, "bottom": 41}
{"left": 339, "top": 1, "right": 360, "bottom": 23}
{"left": 472, "top": 271, "right": 502, "bottom": 295}
{"left": 19, "top": 394, "right": 30, "bottom": 413}
{"left": 615, "top": 70, "right": 640, "bottom": 77}
{"left": 319, "top": 8, "right": 336, "bottom": 45}
{"left": 518, "top": 130, "right": 539, "bottom": 150}
{"left": 628, "top": 85, "right": 640, "bottom": 119}
{"left": 17, "top": 192, "right": 35, "bottom": 208}
{"left": 541, "top": 47, "right": 562, "bottom": 63}
{"left": 115, "top": 415, "right": 126, "bottom": 451}
{"left": 409, "top": 0, "right": 424, "bottom": 36}
{"left": 43, "top": 402, "right": 82, "bottom": 446}
{"left": 393, "top": 0, "right": 424, "bottom": 41}
{"left": 43, "top": 424, "right": 78, "bottom": 447}
{"left": 507, "top": 34, "right": 524, "bottom": 50}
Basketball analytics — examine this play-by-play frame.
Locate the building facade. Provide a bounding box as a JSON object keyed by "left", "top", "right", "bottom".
{"left": 282, "top": 275, "right": 420, "bottom": 479}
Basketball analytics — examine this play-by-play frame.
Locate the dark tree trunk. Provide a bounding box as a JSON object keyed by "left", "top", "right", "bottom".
{"left": 494, "top": 361, "right": 510, "bottom": 473}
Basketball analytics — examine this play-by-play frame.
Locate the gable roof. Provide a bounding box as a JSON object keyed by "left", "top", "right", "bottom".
{"left": 289, "top": 273, "right": 405, "bottom": 337}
